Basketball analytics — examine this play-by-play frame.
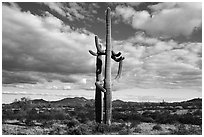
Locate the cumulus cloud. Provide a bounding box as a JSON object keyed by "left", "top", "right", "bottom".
{"left": 2, "top": 5, "right": 96, "bottom": 84}
{"left": 2, "top": 3, "right": 202, "bottom": 93}
{"left": 115, "top": 2, "right": 202, "bottom": 38}
{"left": 112, "top": 32, "right": 202, "bottom": 91}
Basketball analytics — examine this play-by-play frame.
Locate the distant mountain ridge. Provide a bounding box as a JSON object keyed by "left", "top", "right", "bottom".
{"left": 5, "top": 97, "right": 202, "bottom": 107}
{"left": 185, "top": 98, "right": 202, "bottom": 103}
{"left": 50, "top": 97, "right": 94, "bottom": 107}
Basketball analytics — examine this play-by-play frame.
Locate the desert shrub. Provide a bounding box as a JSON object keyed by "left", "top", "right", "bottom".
{"left": 42, "top": 120, "right": 54, "bottom": 128}
{"left": 66, "top": 128, "right": 79, "bottom": 135}
{"left": 152, "top": 124, "right": 162, "bottom": 131}
{"left": 49, "top": 126, "right": 62, "bottom": 135}
{"left": 2, "top": 109, "right": 16, "bottom": 120}
{"left": 113, "top": 111, "right": 143, "bottom": 122}
{"left": 142, "top": 117, "right": 154, "bottom": 123}
{"left": 118, "top": 126, "right": 132, "bottom": 135}
{"left": 62, "top": 119, "right": 71, "bottom": 125}
{"left": 35, "top": 109, "right": 68, "bottom": 121}
{"left": 142, "top": 111, "right": 151, "bottom": 117}
{"left": 25, "top": 118, "right": 35, "bottom": 126}
{"left": 76, "top": 113, "right": 89, "bottom": 123}
{"left": 66, "top": 119, "right": 80, "bottom": 128}
{"left": 171, "top": 124, "right": 202, "bottom": 135}
{"left": 187, "top": 125, "right": 202, "bottom": 135}
{"left": 51, "top": 110, "right": 66, "bottom": 120}
{"left": 118, "top": 129, "right": 129, "bottom": 135}
{"left": 133, "top": 126, "right": 142, "bottom": 133}
{"left": 155, "top": 113, "right": 178, "bottom": 124}
{"left": 26, "top": 108, "right": 38, "bottom": 120}
{"left": 38, "top": 111, "right": 52, "bottom": 120}
{"left": 66, "top": 124, "right": 90, "bottom": 135}
{"left": 91, "top": 122, "right": 126, "bottom": 134}
{"left": 130, "top": 121, "right": 140, "bottom": 128}
{"left": 109, "top": 123, "right": 125, "bottom": 132}
{"left": 193, "top": 109, "right": 202, "bottom": 115}
{"left": 76, "top": 124, "right": 90, "bottom": 134}
{"left": 75, "top": 107, "right": 95, "bottom": 122}
{"left": 129, "top": 121, "right": 142, "bottom": 133}
{"left": 13, "top": 109, "right": 27, "bottom": 121}
{"left": 171, "top": 124, "right": 187, "bottom": 135}
{"left": 93, "top": 123, "right": 110, "bottom": 134}
{"left": 147, "top": 111, "right": 160, "bottom": 120}
{"left": 12, "top": 97, "right": 33, "bottom": 112}
{"left": 178, "top": 113, "right": 201, "bottom": 125}
{"left": 112, "top": 112, "right": 128, "bottom": 121}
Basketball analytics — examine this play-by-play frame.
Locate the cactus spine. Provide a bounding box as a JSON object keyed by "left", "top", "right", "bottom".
{"left": 89, "top": 7, "right": 124, "bottom": 125}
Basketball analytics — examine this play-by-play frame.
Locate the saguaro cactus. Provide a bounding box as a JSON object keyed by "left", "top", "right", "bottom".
{"left": 89, "top": 7, "right": 124, "bottom": 125}
{"left": 89, "top": 36, "right": 105, "bottom": 123}
{"left": 104, "top": 7, "right": 112, "bottom": 125}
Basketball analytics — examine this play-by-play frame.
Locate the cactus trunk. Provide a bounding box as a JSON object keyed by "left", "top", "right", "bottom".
{"left": 95, "top": 45, "right": 103, "bottom": 123}
{"left": 104, "top": 7, "right": 112, "bottom": 125}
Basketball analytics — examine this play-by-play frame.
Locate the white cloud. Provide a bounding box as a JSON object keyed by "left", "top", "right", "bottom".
{"left": 63, "top": 85, "right": 71, "bottom": 90}
{"left": 2, "top": 5, "right": 96, "bottom": 83}
{"left": 112, "top": 32, "right": 201, "bottom": 91}
{"left": 80, "top": 78, "right": 87, "bottom": 84}
{"left": 2, "top": 4, "right": 202, "bottom": 94}
{"left": 115, "top": 2, "right": 202, "bottom": 37}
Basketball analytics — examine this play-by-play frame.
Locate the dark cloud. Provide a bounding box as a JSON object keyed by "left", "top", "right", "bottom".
{"left": 2, "top": 70, "right": 86, "bottom": 84}
{"left": 3, "top": 70, "right": 38, "bottom": 84}
{"left": 43, "top": 2, "right": 100, "bottom": 21}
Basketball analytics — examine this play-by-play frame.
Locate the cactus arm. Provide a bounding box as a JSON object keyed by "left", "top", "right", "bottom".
{"left": 115, "top": 59, "right": 124, "bottom": 79}
{"left": 89, "top": 50, "right": 98, "bottom": 56}
{"left": 111, "top": 55, "right": 124, "bottom": 62}
{"left": 112, "top": 51, "right": 121, "bottom": 57}
{"left": 89, "top": 36, "right": 105, "bottom": 57}
{"left": 95, "top": 36, "right": 105, "bottom": 54}
{"left": 95, "top": 81, "right": 106, "bottom": 93}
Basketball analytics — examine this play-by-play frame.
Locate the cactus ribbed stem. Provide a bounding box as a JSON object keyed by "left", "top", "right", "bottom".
{"left": 104, "top": 7, "right": 112, "bottom": 125}
{"left": 95, "top": 41, "right": 103, "bottom": 123}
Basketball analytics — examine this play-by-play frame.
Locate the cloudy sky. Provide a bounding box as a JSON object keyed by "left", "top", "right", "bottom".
{"left": 2, "top": 2, "right": 202, "bottom": 103}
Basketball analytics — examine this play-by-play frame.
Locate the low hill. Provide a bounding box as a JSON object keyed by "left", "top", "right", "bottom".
{"left": 185, "top": 98, "right": 202, "bottom": 103}
{"left": 50, "top": 97, "right": 94, "bottom": 107}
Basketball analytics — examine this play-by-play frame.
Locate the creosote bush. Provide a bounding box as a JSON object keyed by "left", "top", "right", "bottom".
{"left": 66, "top": 119, "right": 80, "bottom": 128}
{"left": 170, "top": 124, "right": 202, "bottom": 135}
{"left": 152, "top": 124, "right": 162, "bottom": 131}
{"left": 66, "top": 124, "right": 90, "bottom": 135}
